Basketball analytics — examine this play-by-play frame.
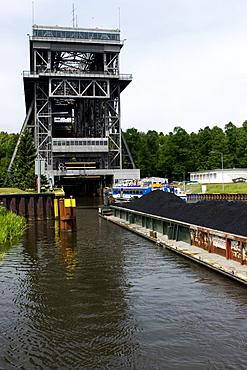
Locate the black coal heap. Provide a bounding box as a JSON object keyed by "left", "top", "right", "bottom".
{"left": 119, "top": 190, "right": 247, "bottom": 237}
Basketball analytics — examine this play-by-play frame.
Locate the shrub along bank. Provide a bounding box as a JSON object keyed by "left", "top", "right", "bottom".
{"left": 0, "top": 207, "right": 26, "bottom": 244}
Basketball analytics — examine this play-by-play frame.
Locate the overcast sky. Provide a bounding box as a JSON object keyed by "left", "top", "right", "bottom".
{"left": 1, "top": 0, "right": 247, "bottom": 134}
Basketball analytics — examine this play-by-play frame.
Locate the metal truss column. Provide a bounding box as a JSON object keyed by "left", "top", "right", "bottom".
{"left": 107, "top": 84, "right": 122, "bottom": 169}
{"left": 35, "top": 82, "right": 53, "bottom": 172}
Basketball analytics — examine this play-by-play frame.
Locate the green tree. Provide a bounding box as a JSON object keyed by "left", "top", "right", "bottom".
{"left": 224, "top": 122, "right": 239, "bottom": 168}
{"left": 140, "top": 130, "right": 160, "bottom": 177}
{"left": 0, "top": 132, "right": 18, "bottom": 186}
{"left": 192, "top": 126, "right": 212, "bottom": 170}
{"left": 124, "top": 121, "right": 247, "bottom": 182}
{"left": 124, "top": 128, "right": 146, "bottom": 173}
{"left": 12, "top": 128, "right": 36, "bottom": 190}
{"left": 235, "top": 121, "right": 247, "bottom": 167}
{"left": 157, "top": 127, "right": 191, "bottom": 181}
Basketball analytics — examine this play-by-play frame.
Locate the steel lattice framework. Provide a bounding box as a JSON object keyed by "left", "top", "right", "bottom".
{"left": 12, "top": 25, "right": 138, "bottom": 187}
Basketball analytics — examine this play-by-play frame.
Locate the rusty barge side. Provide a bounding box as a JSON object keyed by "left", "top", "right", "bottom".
{"left": 99, "top": 205, "right": 247, "bottom": 286}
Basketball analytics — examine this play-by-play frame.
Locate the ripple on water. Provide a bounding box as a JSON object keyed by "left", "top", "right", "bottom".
{"left": 0, "top": 207, "right": 247, "bottom": 369}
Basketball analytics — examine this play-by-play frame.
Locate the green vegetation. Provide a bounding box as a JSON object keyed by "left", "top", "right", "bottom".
{"left": 0, "top": 188, "right": 30, "bottom": 195}
{"left": 0, "top": 207, "right": 26, "bottom": 244}
{"left": 0, "top": 129, "right": 36, "bottom": 190}
{"left": 2, "top": 120, "right": 247, "bottom": 191}
{"left": 0, "top": 132, "right": 18, "bottom": 186}
{"left": 185, "top": 182, "right": 247, "bottom": 194}
{"left": 124, "top": 121, "right": 247, "bottom": 181}
{"left": 10, "top": 128, "right": 36, "bottom": 190}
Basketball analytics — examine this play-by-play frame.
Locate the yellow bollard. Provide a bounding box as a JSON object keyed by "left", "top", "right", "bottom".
{"left": 54, "top": 198, "right": 59, "bottom": 218}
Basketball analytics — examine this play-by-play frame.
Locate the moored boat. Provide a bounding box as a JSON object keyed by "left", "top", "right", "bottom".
{"left": 110, "top": 178, "right": 187, "bottom": 202}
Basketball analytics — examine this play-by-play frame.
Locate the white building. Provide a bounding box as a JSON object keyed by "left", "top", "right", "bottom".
{"left": 189, "top": 168, "right": 247, "bottom": 184}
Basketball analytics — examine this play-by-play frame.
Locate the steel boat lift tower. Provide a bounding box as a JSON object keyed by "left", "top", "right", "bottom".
{"left": 18, "top": 24, "right": 139, "bottom": 192}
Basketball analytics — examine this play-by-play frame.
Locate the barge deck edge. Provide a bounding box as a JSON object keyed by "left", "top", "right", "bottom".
{"left": 101, "top": 214, "right": 247, "bottom": 286}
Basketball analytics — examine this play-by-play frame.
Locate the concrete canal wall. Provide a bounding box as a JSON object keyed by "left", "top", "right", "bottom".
{"left": 100, "top": 191, "right": 247, "bottom": 285}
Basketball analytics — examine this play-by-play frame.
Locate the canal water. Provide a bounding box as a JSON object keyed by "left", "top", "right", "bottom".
{"left": 0, "top": 197, "right": 246, "bottom": 369}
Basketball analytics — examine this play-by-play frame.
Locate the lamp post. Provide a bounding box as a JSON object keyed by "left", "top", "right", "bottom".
{"left": 211, "top": 151, "right": 224, "bottom": 192}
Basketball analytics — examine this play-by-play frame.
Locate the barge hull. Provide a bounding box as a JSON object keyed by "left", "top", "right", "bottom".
{"left": 101, "top": 214, "right": 247, "bottom": 286}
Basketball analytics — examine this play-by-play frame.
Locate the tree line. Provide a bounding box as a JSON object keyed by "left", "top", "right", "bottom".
{"left": 0, "top": 129, "right": 36, "bottom": 189}
{"left": 123, "top": 121, "right": 247, "bottom": 181}
{"left": 1, "top": 121, "right": 247, "bottom": 189}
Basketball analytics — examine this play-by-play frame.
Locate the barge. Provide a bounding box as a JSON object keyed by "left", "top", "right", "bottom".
{"left": 100, "top": 191, "right": 247, "bottom": 285}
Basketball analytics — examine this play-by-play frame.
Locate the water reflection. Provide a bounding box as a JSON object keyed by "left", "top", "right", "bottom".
{"left": 0, "top": 206, "right": 139, "bottom": 369}
{"left": 53, "top": 220, "right": 79, "bottom": 280}
{"left": 0, "top": 199, "right": 247, "bottom": 369}
{"left": 0, "top": 239, "right": 17, "bottom": 260}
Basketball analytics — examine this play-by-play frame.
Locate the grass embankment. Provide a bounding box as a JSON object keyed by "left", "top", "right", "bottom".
{"left": 185, "top": 183, "right": 247, "bottom": 194}
{"left": 0, "top": 188, "right": 31, "bottom": 194}
{"left": 0, "top": 207, "right": 26, "bottom": 244}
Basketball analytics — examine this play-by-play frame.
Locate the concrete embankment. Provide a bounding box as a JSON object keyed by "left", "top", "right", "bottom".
{"left": 100, "top": 191, "right": 247, "bottom": 286}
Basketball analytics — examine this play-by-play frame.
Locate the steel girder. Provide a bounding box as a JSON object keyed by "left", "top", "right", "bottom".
{"left": 49, "top": 78, "right": 109, "bottom": 98}
{"left": 32, "top": 78, "right": 122, "bottom": 169}
{"left": 35, "top": 82, "right": 52, "bottom": 170}
{"left": 34, "top": 50, "right": 119, "bottom": 75}
{"left": 106, "top": 84, "right": 121, "bottom": 168}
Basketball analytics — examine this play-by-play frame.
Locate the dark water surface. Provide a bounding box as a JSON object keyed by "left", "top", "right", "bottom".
{"left": 0, "top": 197, "right": 247, "bottom": 369}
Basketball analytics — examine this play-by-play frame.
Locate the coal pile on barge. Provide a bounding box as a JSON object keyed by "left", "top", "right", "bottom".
{"left": 119, "top": 190, "right": 247, "bottom": 237}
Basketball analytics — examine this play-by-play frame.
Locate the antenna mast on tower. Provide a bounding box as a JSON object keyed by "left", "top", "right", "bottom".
{"left": 72, "top": 3, "right": 76, "bottom": 27}
{"left": 32, "top": 1, "right": 35, "bottom": 24}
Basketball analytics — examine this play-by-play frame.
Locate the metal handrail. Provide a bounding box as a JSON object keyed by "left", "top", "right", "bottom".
{"left": 30, "top": 35, "right": 124, "bottom": 45}
{"left": 23, "top": 70, "right": 132, "bottom": 79}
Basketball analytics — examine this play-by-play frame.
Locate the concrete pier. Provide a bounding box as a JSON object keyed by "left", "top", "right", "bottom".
{"left": 101, "top": 214, "right": 247, "bottom": 286}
